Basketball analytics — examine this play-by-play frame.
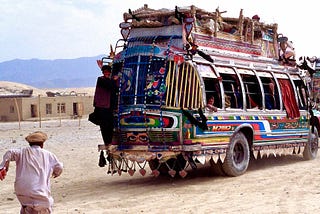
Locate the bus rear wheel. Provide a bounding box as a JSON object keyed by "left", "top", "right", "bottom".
{"left": 222, "top": 132, "right": 250, "bottom": 176}
{"left": 303, "top": 128, "right": 319, "bottom": 160}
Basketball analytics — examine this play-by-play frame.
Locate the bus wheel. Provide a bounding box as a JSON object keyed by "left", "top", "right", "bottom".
{"left": 222, "top": 132, "right": 250, "bottom": 176}
{"left": 303, "top": 128, "right": 319, "bottom": 160}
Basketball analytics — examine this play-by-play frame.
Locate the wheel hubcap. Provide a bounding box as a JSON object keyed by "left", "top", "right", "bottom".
{"left": 233, "top": 143, "right": 244, "bottom": 164}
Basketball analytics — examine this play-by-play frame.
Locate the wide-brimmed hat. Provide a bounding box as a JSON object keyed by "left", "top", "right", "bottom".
{"left": 25, "top": 131, "right": 48, "bottom": 144}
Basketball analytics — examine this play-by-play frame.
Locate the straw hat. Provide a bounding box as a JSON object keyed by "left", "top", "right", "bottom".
{"left": 25, "top": 131, "right": 48, "bottom": 144}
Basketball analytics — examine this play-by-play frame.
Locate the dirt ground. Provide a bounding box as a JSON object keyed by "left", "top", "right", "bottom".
{"left": 1, "top": 118, "right": 320, "bottom": 214}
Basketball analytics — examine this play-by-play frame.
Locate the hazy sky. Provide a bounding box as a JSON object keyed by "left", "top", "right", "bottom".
{"left": 1, "top": 0, "right": 318, "bottom": 63}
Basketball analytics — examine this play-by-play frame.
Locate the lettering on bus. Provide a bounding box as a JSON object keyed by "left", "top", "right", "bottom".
{"left": 208, "top": 125, "right": 234, "bottom": 131}
{"left": 269, "top": 121, "right": 305, "bottom": 130}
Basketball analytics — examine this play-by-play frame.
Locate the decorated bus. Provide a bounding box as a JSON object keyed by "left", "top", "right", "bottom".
{"left": 97, "top": 4, "right": 319, "bottom": 177}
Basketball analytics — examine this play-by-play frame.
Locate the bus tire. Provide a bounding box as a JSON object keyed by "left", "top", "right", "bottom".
{"left": 222, "top": 132, "right": 250, "bottom": 176}
{"left": 303, "top": 128, "right": 319, "bottom": 160}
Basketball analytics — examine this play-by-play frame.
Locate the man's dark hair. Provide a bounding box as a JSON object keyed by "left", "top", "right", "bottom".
{"left": 101, "top": 65, "right": 112, "bottom": 72}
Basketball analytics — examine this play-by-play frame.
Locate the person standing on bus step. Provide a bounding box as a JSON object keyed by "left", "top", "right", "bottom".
{"left": 93, "top": 65, "right": 119, "bottom": 146}
{"left": 206, "top": 96, "right": 218, "bottom": 112}
{"left": 0, "top": 131, "right": 63, "bottom": 213}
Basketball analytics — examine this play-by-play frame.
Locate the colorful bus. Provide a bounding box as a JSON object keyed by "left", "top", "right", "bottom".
{"left": 97, "top": 5, "right": 319, "bottom": 177}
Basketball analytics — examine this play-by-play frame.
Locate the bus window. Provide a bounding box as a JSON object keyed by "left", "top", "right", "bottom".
{"left": 145, "top": 56, "right": 167, "bottom": 106}
{"left": 260, "top": 77, "right": 280, "bottom": 110}
{"left": 121, "top": 55, "right": 152, "bottom": 105}
{"left": 120, "top": 55, "right": 168, "bottom": 107}
{"left": 120, "top": 56, "right": 138, "bottom": 105}
{"left": 196, "top": 63, "right": 221, "bottom": 109}
{"left": 278, "top": 78, "right": 300, "bottom": 118}
{"left": 203, "top": 77, "right": 221, "bottom": 108}
{"left": 241, "top": 73, "right": 262, "bottom": 109}
{"left": 165, "top": 61, "right": 203, "bottom": 109}
{"left": 220, "top": 73, "right": 243, "bottom": 109}
{"left": 293, "top": 79, "right": 307, "bottom": 110}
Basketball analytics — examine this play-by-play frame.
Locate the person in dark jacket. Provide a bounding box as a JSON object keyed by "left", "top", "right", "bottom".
{"left": 93, "top": 65, "right": 118, "bottom": 146}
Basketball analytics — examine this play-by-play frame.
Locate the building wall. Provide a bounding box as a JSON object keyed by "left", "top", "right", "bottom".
{"left": 0, "top": 95, "right": 94, "bottom": 122}
{"left": 0, "top": 98, "right": 22, "bottom": 121}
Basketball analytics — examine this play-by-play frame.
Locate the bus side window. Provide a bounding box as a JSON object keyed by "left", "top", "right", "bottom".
{"left": 278, "top": 78, "right": 300, "bottom": 118}
{"left": 203, "top": 77, "right": 221, "bottom": 108}
{"left": 220, "top": 73, "right": 242, "bottom": 108}
{"left": 293, "top": 79, "right": 307, "bottom": 110}
{"left": 242, "top": 74, "right": 262, "bottom": 109}
{"left": 261, "top": 77, "right": 279, "bottom": 110}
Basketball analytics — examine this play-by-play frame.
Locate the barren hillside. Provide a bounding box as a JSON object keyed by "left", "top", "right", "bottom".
{"left": 0, "top": 81, "right": 95, "bottom": 97}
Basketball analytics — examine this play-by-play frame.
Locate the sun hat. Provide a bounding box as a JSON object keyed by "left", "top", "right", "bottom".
{"left": 25, "top": 131, "right": 48, "bottom": 143}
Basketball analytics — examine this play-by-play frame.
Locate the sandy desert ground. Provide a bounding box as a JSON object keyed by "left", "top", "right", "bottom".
{"left": 1, "top": 118, "right": 320, "bottom": 214}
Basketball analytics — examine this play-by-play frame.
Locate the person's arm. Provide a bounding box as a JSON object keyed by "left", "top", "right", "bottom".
{"left": 206, "top": 104, "right": 217, "bottom": 112}
{"left": 0, "top": 160, "right": 9, "bottom": 181}
{"left": 112, "top": 75, "right": 120, "bottom": 86}
{"left": 51, "top": 154, "right": 63, "bottom": 178}
{"left": 0, "top": 150, "right": 18, "bottom": 181}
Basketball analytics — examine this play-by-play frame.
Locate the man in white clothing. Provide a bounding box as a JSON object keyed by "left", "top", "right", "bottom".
{"left": 0, "top": 131, "right": 63, "bottom": 214}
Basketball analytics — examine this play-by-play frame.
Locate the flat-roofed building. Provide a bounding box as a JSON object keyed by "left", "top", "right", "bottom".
{"left": 0, "top": 93, "right": 94, "bottom": 122}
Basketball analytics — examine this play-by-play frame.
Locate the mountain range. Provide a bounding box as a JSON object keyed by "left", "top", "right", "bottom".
{"left": 0, "top": 55, "right": 105, "bottom": 88}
